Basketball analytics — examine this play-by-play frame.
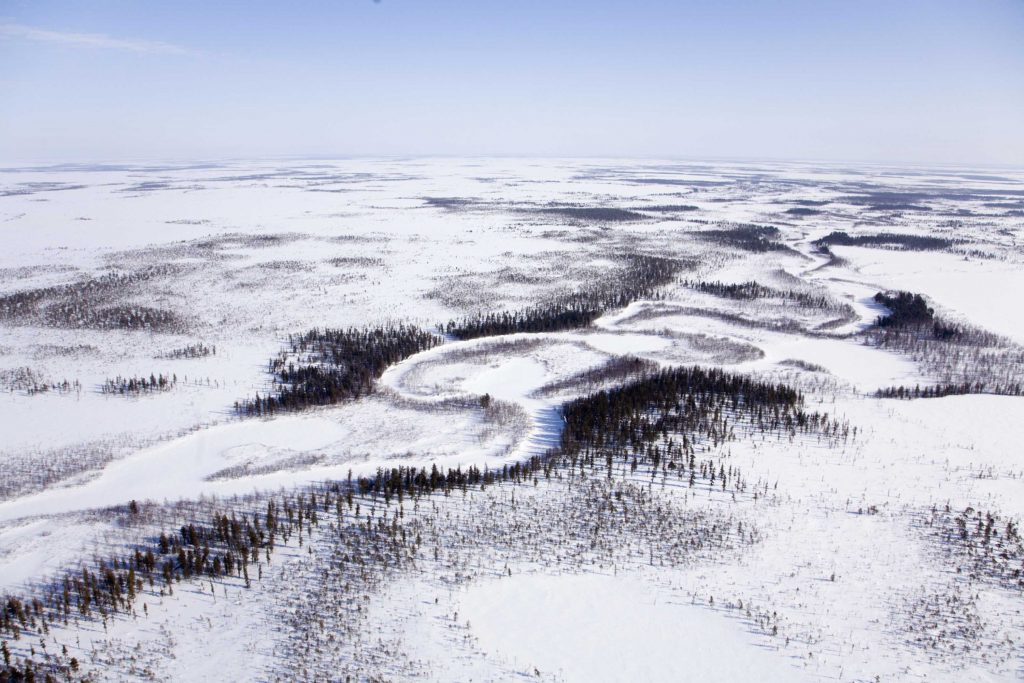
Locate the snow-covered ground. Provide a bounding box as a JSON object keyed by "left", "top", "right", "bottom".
{"left": 1, "top": 158, "right": 1022, "bottom": 681}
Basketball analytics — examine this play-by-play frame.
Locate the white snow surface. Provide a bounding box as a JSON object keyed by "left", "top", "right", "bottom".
{"left": 1, "top": 158, "right": 1023, "bottom": 681}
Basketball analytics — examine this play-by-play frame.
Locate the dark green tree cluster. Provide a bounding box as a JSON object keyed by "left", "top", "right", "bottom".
{"left": 559, "top": 366, "right": 847, "bottom": 483}
{"left": 866, "top": 293, "right": 1024, "bottom": 397}
{"left": 874, "top": 291, "right": 935, "bottom": 328}
{"left": 236, "top": 325, "right": 439, "bottom": 416}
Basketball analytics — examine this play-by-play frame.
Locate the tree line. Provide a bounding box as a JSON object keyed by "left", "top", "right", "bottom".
{"left": 557, "top": 366, "right": 848, "bottom": 498}
{"left": 876, "top": 382, "right": 1022, "bottom": 399}
{"left": 682, "top": 279, "right": 842, "bottom": 311}
{"left": 156, "top": 343, "right": 215, "bottom": 360}
{"left": 100, "top": 374, "right": 176, "bottom": 396}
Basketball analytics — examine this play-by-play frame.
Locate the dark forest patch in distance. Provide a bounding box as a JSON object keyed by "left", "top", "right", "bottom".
{"left": 697, "top": 225, "right": 788, "bottom": 253}
{"left": 814, "top": 231, "right": 956, "bottom": 251}
{"left": 532, "top": 207, "right": 647, "bottom": 222}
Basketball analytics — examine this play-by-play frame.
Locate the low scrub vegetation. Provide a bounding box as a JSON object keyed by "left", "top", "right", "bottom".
{"left": 682, "top": 279, "right": 844, "bottom": 311}
{"left": 0, "top": 267, "right": 184, "bottom": 332}
{"left": 444, "top": 255, "right": 682, "bottom": 339}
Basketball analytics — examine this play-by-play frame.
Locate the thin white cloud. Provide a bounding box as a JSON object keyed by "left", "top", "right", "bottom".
{"left": 0, "top": 22, "right": 194, "bottom": 55}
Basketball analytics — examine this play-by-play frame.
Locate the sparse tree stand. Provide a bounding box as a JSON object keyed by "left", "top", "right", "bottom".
{"left": 869, "top": 289, "right": 1024, "bottom": 398}
{"left": 445, "top": 255, "right": 682, "bottom": 340}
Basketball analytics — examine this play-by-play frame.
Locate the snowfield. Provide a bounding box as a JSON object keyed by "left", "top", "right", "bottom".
{"left": 0, "top": 158, "right": 1022, "bottom": 681}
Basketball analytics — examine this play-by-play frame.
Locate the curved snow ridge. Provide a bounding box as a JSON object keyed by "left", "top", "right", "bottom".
{"left": 379, "top": 328, "right": 670, "bottom": 401}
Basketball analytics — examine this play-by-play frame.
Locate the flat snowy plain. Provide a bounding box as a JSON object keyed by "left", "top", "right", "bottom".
{"left": 0, "top": 158, "right": 1022, "bottom": 681}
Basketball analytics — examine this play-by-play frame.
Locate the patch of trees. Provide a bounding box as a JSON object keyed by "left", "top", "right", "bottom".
{"left": 876, "top": 382, "right": 1022, "bottom": 399}
{"left": 156, "top": 343, "right": 215, "bottom": 360}
{"left": 873, "top": 291, "right": 973, "bottom": 342}
{"left": 327, "top": 256, "right": 384, "bottom": 268}
{"left": 43, "top": 304, "right": 185, "bottom": 332}
{"left": 235, "top": 325, "right": 440, "bottom": 416}
{"left": 874, "top": 291, "right": 936, "bottom": 328}
{"left": 533, "top": 206, "right": 646, "bottom": 222}
{"left": 697, "top": 224, "right": 787, "bottom": 252}
{"left": 559, "top": 366, "right": 848, "bottom": 484}
{"left": 100, "top": 374, "right": 177, "bottom": 396}
{"left": 872, "top": 290, "right": 1002, "bottom": 344}
{"left": 925, "top": 505, "right": 1024, "bottom": 592}
{"left": 815, "top": 231, "right": 953, "bottom": 251}
{"left": 444, "top": 255, "right": 682, "bottom": 340}
{"left": 841, "top": 191, "right": 934, "bottom": 211}
{"left": 0, "top": 368, "right": 80, "bottom": 396}
{"left": 422, "top": 196, "right": 476, "bottom": 209}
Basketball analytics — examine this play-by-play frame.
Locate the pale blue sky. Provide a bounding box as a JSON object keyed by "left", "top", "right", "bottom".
{"left": 1, "top": 0, "right": 1022, "bottom": 164}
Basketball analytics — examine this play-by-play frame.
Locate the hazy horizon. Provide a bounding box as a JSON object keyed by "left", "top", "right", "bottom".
{"left": 2, "top": 0, "right": 1023, "bottom": 166}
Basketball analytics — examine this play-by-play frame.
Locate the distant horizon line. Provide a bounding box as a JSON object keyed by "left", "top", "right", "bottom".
{"left": 1, "top": 153, "right": 1022, "bottom": 174}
